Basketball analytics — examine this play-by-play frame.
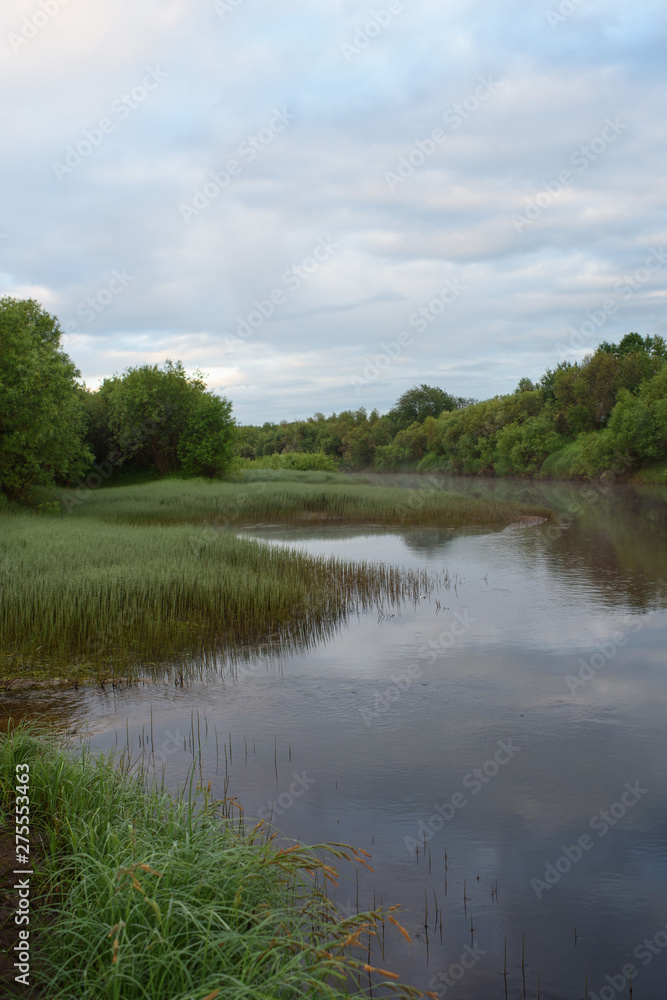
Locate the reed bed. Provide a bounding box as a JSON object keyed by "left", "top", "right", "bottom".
{"left": 62, "top": 476, "right": 547, "bottom": 529}
{"left": 0, "top": 513, "right": 433, "bottom": 678}
{"left": 0, "top": 477, "right": 547, "bottom": 679}
{"left": 0, "top": 721, "right": 419, "bottom": 999}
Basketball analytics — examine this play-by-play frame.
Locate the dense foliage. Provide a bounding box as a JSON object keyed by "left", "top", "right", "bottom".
{"left": 2, "top": 294, "right": 664, "bottom": 497}
{"left": 0, "top": 298, "right": 236, "bottom": 498}
{"left": 88, "top": 360, "right": 235, "bottom": 477}
{"left": 235, "top": 334, "right": 667, "bottom": 480}
{"left": 0, "top": 297, "right": 92, "bottom": 499}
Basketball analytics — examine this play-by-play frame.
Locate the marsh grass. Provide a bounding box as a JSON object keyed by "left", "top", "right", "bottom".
{"left": 0, "top": 721, "right": 418, "bottom": 1000}
{"left": 0, "top": 514, "right": 432, "bottom": 678}
{"left": 61, "top": 476, "right": 547, "bottom": 529}
{"left": 0, "top": 476, "right": 548, "bottom": 679}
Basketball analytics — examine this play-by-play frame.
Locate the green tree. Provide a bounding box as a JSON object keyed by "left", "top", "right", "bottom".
{"left": 0, "top": 297, "right": 92, "bottom": 499}
{"left": 178, "top": 393, "right": 235, "bottom": 477}
{"left": 99, "top": 360, "right": 234, "bottom": 475}
{"left": 606, "top": 365, "right": 667, "bottom": 463}
{"left": 388, "top": 384, "right": 459, "bottom": 430}
{"left": 598, "top": 332, "right": 667, "bottom": 361}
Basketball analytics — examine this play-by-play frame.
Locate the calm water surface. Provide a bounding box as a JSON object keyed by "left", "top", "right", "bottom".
{"left": 4, "top": 476, "right": 667, "bottom": 999}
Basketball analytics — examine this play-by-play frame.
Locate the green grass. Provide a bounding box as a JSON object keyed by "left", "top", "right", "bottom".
{"left": 0, "top": 514, "right": 430, "bottom": 680}
{"left": 0, "top": 476, "right": 548, "bottom": 680}
{"left": 629, "top": 458, "right": 667, "bottom": 484}
{"left": 58, "top": 476, "right": 548, "bottom": 529}
{"left": 239, "top": 469, "right": 355, "bottom": 485}
{"left": 0, "top": 721, "right": 417, "bottom": 1000}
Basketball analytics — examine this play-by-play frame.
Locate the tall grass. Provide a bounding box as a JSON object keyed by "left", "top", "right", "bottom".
{"left": 0, "top": 721, "right": 418, "bottom": 1000}
{"left": 0, "top": 514, "right": 432, "bottom": 678}
{"left": 0, "top": 477, "right": 548, "bottom": 678}
{"left": 60, "top": 476, "right": 549, "bottom": 529}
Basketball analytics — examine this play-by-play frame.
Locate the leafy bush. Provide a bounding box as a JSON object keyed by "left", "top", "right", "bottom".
{"left": 237, "top": 452, "right": 339, "bottom": 471}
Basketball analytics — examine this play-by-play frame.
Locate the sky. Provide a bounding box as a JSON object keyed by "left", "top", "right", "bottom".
{"left": 2, "top": 0, "right": 667, "bottom": 424}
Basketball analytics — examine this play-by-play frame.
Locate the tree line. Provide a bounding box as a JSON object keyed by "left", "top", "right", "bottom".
{"left": 1, "top": 295, "right": 665, "bottom": 502}
{"left": 236, "top": 334, "right": 667, "bottom": 479}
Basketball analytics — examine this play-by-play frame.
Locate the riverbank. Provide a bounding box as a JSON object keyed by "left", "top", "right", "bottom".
{"left": 0, "top": 475, "right": 549, "bottom": 684}
{"left": 0, "top": 721, "right": 417, "bottom": 999}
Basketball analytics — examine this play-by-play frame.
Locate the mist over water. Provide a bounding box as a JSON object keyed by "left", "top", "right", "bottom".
{"left": 5, "top": 477, "right": 666, "bottom": 999}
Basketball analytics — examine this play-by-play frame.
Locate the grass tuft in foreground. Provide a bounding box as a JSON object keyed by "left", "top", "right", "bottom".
{"left": 0, "top": 721, "right": 419, "bottom": 1000}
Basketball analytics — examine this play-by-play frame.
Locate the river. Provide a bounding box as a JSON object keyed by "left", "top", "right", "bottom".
{"left": 3, "top": 475, "right": 666, "bottom": 999}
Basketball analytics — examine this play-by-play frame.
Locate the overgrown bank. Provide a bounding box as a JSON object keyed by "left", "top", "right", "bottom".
{"left": 0, "top": 722, "right": 418, "bottom": 999}
{"left": 235, "top": 335, "right": 667, "bottom": 481}
{"left": 0, "top": 476, "right": 548, "bottom": 682}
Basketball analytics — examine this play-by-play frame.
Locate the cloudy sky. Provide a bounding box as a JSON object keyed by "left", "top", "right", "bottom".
{"left": 2, "top": 0, "right": 666, "bottom": 423}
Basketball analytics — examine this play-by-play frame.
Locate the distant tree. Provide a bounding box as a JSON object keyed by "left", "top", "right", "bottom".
{"left": 98, "top": 360, "right": 235, "bottom": 475}
{"left": 515, "top": 377, "right": 536, "bottom": 393}
{"left": 388, "top": 384, "right": 459, "bottom": 429}
{"left": 0, "top": 297, "right": 92, "bottom": 499}
{"left": 598, "top": 332, "right": 667, "bottom": 360}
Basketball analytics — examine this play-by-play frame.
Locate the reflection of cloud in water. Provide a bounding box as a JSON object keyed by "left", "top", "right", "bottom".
{"left": 1, "top": 479, "right": 665, "bottom": 998}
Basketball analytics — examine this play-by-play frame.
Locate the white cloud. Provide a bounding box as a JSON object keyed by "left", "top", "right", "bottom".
{"left": 2, "top": 0, "right": 667, "bottom": 421}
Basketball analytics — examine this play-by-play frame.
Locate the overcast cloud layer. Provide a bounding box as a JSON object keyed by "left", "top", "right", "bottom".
{"left": 2, "top": 0, "right": 666, "bottom": 422}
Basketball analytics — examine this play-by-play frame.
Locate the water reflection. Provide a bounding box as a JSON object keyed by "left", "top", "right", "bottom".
{"left": 1, "top": 478, "right": 666, "bottom": 999}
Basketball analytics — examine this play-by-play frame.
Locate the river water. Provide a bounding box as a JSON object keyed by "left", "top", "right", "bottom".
{"left": 4, "top": 476, "right": 667, "bottom": 999}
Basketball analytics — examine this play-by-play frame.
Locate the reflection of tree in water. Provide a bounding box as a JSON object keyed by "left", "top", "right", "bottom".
{"left": 247, "top": 477, "right": 665, "bottom": 609}
{"left": 509, "top": 485, "right": 666, "bottom": 610}
{"left": 399, "top": 529, "right": 455, "bottom": 557}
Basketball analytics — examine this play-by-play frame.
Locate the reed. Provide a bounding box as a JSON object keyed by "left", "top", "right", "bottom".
{"left": 0, "top": 513, "right": 431, "bottom": 679}
{"left": 1, "top": 475, "right": 547, "bottom": 681}
{"left": 59, "top": 475, "right": 549, "bottom": 529}
{"left": 0, "top": 721, "right": 418, "bottom": 1000}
